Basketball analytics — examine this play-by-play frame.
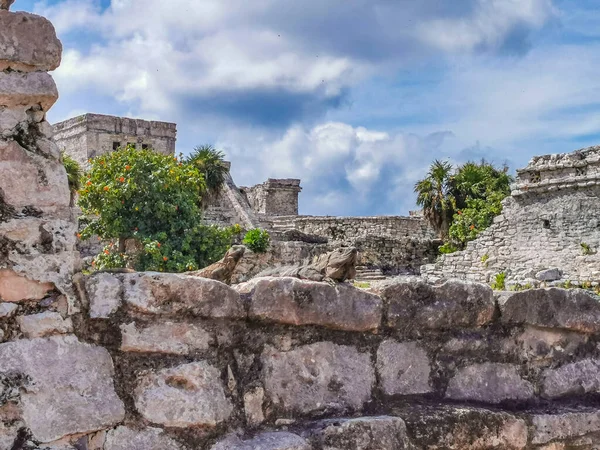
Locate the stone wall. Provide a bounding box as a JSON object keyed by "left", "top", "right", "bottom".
{"left": 423, "top": 145, "right": 600, "bottom": 284}
{"left": 240, "top": 179, "right": 302, "bottom": 216}
{"left": 5, "top": 268, "right": 600, "bottom": 448}
{"left": 54, "top": 113, "right": 177, "bottom": 167}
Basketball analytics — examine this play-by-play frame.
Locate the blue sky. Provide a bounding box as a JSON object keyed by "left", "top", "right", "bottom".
{"left": 18, "top": 0, "right": 600, "bottom": 215}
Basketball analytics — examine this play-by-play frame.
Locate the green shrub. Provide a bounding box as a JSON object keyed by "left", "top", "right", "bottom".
{"left": 581, "top": 242, "right": 594, "bottom": 255}
{"left": 243, "top": 228, "right": 270, "bottom": 253}
{"left": 491, "top": 272, "right": 506, "bottom": 291}
{"left": 438, "top": 242, "right": 458, "bottom": 254}
{"left": 61, "top": 152, "right": 81, "bottom": 206}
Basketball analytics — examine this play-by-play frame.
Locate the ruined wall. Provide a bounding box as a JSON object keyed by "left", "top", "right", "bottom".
{"left": 241, "top": 179, "right": 302, "bottom": 216}
{"left": 423, "top": 146, "right": 600, "bottom": 284}
{"left": 6, "top": 268, "right": 600, "bottom": 448}
{"left": 53, "top": 114, "right": 177, "bottom": 167}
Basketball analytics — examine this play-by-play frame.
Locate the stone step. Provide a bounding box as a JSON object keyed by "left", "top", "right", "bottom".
{"left": 355, "top": 275, "right": 387, "bottom": 281}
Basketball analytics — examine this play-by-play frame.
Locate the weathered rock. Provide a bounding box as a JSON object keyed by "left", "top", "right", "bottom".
{"left": 120, "top": 321, "right": 212, "bottom": 354}
{"left": 0, "top": 10, "right": 62, "bottom": 71}
{"left": 0, "top": 302, "right": 17, "bottom": 317}
{"left": 542, "top": 358, "right": 600, "bottom": 399}
{"left": 400, "top": 405, "right": 528, "bottom": 449}
{"left": 376, "top": 340, "right": 433, "bottom": 396}
{"left": 244, "top": 386, "right": 265, "bottom": 426}
{"left": 17, "top": 311, "right": 73, "bottom": 338}
{"left": 134, "top": 361, "right": 232, "bottom": 428}
{"left": 262, "top": 342, "right": 374, "bottom": 415}
{"left": 0, "top": 71, "right": 58, "bottom": 111}
{"left": 123, "top": 273, "right": 245, "bottom": 318}
{"left": 0, "top": 269, "right": 54, "bottom": 302}
{"left": 381, "top": 279, "right": 495, "bottom": 331}
{"left": 308, "top": 416, "right": 416, "bottom": 450}
{"left": 210, "top": 432, "right": 311, "bottom": 450}
{"left": 103, "top": 426, "right": 186, "bottom": 450}
{"left": 445, "top": 363, "right": 534, "bottom": 404}
{"left": 511, "top": 326, "right": 588, "bottom": 362}
{"left": 237, "top": 277, "right": 382, "bottom": 331}
{"left": 0, "top": 140, "right": 70, "bottom": 208}
{"left": 0, "top": 218, "right": 75, "bottom": 252}
{"left": 530, "top": 410, "right": 600, "bottom": 444}
{"left": 536, "top": 268, "right": 562, "bottom": 282}
{"left": 85, "top": 273, "right": 123, "bottom": 318}
{"left": 0, "top": 335, "right": 125, "bottom": 442}
{"left": 501, "top": 288, "right": 600, "bottom": 333}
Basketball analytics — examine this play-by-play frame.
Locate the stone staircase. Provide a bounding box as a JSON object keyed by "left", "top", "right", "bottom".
{"left": 354, "top": 265, "right": 386, "bottom": 281}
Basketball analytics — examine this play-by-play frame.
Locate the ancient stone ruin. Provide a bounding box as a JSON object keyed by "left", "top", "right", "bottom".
{"left": 6, "top": 3, "right": 600, "bottom": 450}
{"left": 422, "top": 145, "right": 600, "bottom": 287}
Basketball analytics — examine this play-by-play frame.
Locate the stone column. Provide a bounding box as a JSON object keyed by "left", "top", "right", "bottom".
{"left": 0, "top": 1, "right": 79, "bottom": 308}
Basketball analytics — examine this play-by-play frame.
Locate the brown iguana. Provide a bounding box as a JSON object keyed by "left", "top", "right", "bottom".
{"left": 0, "top": 0, "right": 15, "bottom": 10}
{"left": 188, "top": 245, "right": 246, "bottom": 285}
{"left": 256, "top": 247, "right": 358, "bottom": 283}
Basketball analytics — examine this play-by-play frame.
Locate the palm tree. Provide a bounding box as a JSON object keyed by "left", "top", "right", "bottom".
{"left": 414, "top": 160, "right": 455, "bottom": 239}
{"left": 186, "top": 145, "right": 229, "bottom": 206}
{"left": 61, "top": 152, "right": 81, "bottom": 207}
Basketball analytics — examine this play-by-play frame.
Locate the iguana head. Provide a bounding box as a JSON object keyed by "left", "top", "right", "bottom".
{"left": 225, "top": 245, "right": 246, "bottom": 264}
{"left": 325, "top": 246, "right": 358, "bottom": 281}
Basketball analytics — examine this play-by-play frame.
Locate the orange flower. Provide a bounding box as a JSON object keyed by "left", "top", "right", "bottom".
{"left": 157, "top": 243, "right": 161, "bottom": 248}
{"left": 163, "top": 256, "right": 168, "bottom": 261}
{"left": 91, "top": 260, "right": 96, "bottom": 266}
{"left": 469, "top": 225, "right": 475, "bottom": 230}
{"left": 76, "top": 233, "right": 81, "bottom": 239}
{"left": 104, "top": 249, "right": 110, "bottom": 255}
{"left": 119, "top": 177, "right": 125, "bottom": 183}
{"left": 457, "top": 210, "right": 462, "bottom": 215}
{"left": 125, "top": 165, "right": 131, "bottom": 170}
{"left": 86, "top": 181, "right": 92, "bottom": 186}
{"left": 103, "top": 186, "right": 110, "bottom": 191}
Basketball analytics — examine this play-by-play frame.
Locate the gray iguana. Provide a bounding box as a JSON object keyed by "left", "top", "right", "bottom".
{"left": 256, "top": 247, "right": 358, "bottom": 283}
{"left": 188, "top": 245, "right": 246, "bottom": 285}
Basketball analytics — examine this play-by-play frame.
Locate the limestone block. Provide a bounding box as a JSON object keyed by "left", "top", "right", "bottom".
{"left": 134, "top": 361, "right": 232, "bottom": 428}
{"left": 120, "top": 321, "right": 212, "bottom": 354}
{"left": 308, "top": 416, "right": 416, "bottom": 450}
{"left": 85, "top": 273, "right": 123, "bottom": 318}
{"left": 445, "top": 363, "right": 534, "bottom": 404}
{"left": 210, "top": 432, "right": 311, "bottom": 450}
{"left": 0, "top": 140, "right": 70, "bottom": 209}
{"left": 531, "top": 411, "right": 600, "bottom": 444}
{"left": 0, "top": 269, "right": 54, "bottom": 302}
{"left": 501, "top": 288, "right": 600, "bottom": 333}
{"left": 382, "top": 279, "right": 495, "bottom": 331}
{"left": 0, "top": 106, "right": 27, "bottom": 136}
{"left": 237, "top": 277, "right": 382, "bottom": 331}
{"left": 0, "top": 302, "right": 17, "bottom": 317}
{"left": 102, "top": 426, "right": 186, "bottom": 450}
{"left": 401, "top": 406, "right": 528, "bottom": 449}
{"left": 0, "top": 72, "right": 58, "bottom": 110}
{"left": 262, "top": 342, "right": 374, "bottom": 415}
{"left": 0, "top": 335, "right": 125, "bottom": 442}
{"left": 17, "top": 311, "right": 73, "bottom": 338}
{"left": 376, "top": 340, "right": 432, "bottom": 396}
{"left": 0, "top": 218, "right": 76, "bottom": 253}
{"left": 122, "top": 273, "right": 245, "bottom": 318}
{"left": 0, "top": 10, "right": 61, "bottom": 71}
{"left": 542, "top": 358, "right": 600, "bottom": 399}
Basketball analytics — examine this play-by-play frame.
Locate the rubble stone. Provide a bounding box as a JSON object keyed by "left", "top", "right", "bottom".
{"left": 445, "top": 363, "right": 534, "bottom": 404}
{"left": 120, "top": 321, "right": 212, "bottom": 354}
{"left": 542, "top": 358, "right": 600, "bottom": 399}
{"left": 210, "top": 432, "right": 311, "bottom": 450}
{"left": 0, "top": 269, "right": 54, "bottom": 302}
{"left": 0, "top": 10, "right": 62, "bottom": 71}
{"left": 103, "top": 426, "right": 186, "bottom": 450}
{"left": 0, "top": 71, "right": 58, "bottom": 111}
{"left": 0, "top": 335, "right": 125, "bottom": 442}
{"left": 17, "top": 311, "right": 73, "bottom": 338}
{"left": 376, "top": 340, "right": 433, "bottom": 396}
{"left": 262, "top": 342, "right": 374, "bottom": 415}
{"left": 531, "top": 411, "right": 600, "bottom": 444}
{"left": 238, "top": 276, "right": 382, "bottom": 331}
{"left": 123, "top": 273, "right": 245, "bottom": 318}
{"left": 85, "top": 273, "right": 123, "bottom": 318}
{"left": 134, "top": 361, "right": 232, "bottom": 428}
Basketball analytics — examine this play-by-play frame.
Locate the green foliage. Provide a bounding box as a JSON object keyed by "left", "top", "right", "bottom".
{"left": 243, "top": 228, "right": 270, "bottom": 253}
{"left": 491, "top": 272, "right": 506, "bottom": 291}
{"left": 509, "top": 282, "right": 533, "bottom": 292}
{"left": 79, "top": 146, "right": 242, "bottom": 272}
{"left": 438, "top": 242, "right": 459, "bottom": 254}
{"left": 187, "top": 145, "right": 229, "bottom": 205}
{"left": 481, "top": 254, "right": 489, "bottom": 263}
{"left": 416, "top": 159, "right": 512, "bottom": 253}
{"left": 353, "top": 281, "right": 371, "bottom": 289}
{"left": 61, "top": 152, "right": 81, "bottom": 205}
{"left": 561, "top": 280, "right": 573, "bottom": 289}
{"left": 581, "top": 242, "right": 594, "bottom": 255}
{"left": 78, "top": 145, "right": 205, "bottom": 242}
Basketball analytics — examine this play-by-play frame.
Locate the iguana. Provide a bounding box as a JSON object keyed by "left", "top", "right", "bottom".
{"left": 256, "top": 247, "right": 358, "bottom": 283}
{"left": 188, "top": 245, "right": 246, "bottom": 285}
